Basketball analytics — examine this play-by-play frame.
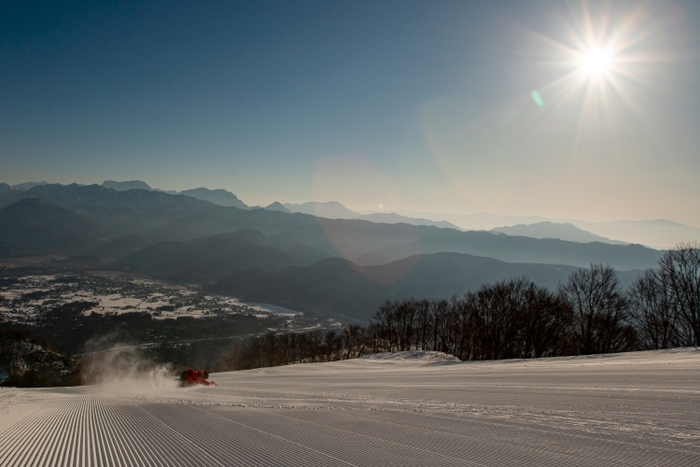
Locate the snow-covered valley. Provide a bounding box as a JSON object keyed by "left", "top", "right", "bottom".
{"left": 1, "top": 349, "right": 698, "bottom": 466}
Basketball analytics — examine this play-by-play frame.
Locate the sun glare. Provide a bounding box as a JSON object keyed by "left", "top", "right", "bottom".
{"left": 502, "top": 2, "right": 678, "bottom": 163}
{"left": 580, "top": 48, "right": 614, "bottom": 77}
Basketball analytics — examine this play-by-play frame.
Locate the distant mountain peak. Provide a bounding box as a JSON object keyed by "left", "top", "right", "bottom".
{"left": 359, "top": 212, "right": 462, "bottom": 230}
{"left": 11, "top": 181, "right": 48, "bottom": 191}
{"left": 283, "top": 201, "right": 360, "bottom": 219}
{"left": 264, "top": 202, "right": 292, "bottom": 213}
{"left": 179, "top": 187, "right": 248, "bottom": 209}
{"left": 102, "top": 180, "right": 152, "bottom": 191}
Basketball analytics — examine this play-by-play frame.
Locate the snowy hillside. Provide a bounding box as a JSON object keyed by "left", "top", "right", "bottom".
{"left": 1, "top": 349, "right": 699, "bottom": 466}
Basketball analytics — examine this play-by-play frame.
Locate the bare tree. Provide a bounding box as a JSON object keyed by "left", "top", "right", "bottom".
{"left": 342, "top": 324, "right": 364, "bottom": 359}
{"left": 263, "top": 331, "right": 279, "bottom": 367}
{"left": 394, "top": 299, "right": 416, "bottom": 351}
{"left": 430, "top": 299, "right": 450, "bottom": 353}
{"left": 629, "top": 269, "right": 678, "bottom": 349}
{"left": 658, "top": 243, "right": 700, "bottom": 346}
{"left": 322, "top": 330, "right": 336, "bottom": 361}
{"left": 450, "top": 295, "right": 472, "bottom": 361}
{"left": 414, "top": 299, "right": 432, "bottom": 351}
{"left": 559, "top": 264, "right": 631, "bottom": 355}
{"left": 518, "top": 280, "right": 573, "bottom": 358}
{"left": 374, "top": 301, "right": 396, "bottom": 351}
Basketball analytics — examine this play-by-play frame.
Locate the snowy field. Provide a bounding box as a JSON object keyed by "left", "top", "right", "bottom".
{"left": 0, "top": 349, "right": 699, "bottom": 466}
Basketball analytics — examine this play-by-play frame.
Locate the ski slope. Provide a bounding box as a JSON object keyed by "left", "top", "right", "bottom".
{"left": 1, "top": 349, "right": 699, "bottom": 466}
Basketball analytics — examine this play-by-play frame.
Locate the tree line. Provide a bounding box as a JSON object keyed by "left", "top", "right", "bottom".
{"left": 218, "top": 243, "right": 700, "bottom": 371}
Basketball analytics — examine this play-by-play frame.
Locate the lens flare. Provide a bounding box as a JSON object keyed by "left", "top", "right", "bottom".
{"left": 531, "top": 90, "right": 544, "bottom": 107}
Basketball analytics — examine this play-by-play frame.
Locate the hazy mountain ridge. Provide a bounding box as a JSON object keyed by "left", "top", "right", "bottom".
{"left": 359, "top": 212, "right": 461, "bottom": 230}
{"left": 208, "top": 252, "right": 643, "bottom": 321}
{"left": 264, "top": 202, "right": 293, "bottom": 213}
{"left": 147, "top": 207, "right": 662, "bottom": 270}
{"left": 179, "top": 188, "right": 248, "bottom": 209}
{"left": 283, "top": 201, "right": 462, "bottom": 229}
{"left": 491, "top": 221, "right": 627, "bottom": 245}
{"left": 10, "top": 182, "right": 49, "bottom": 191}
{"left": 3, "top": 179, "right": 250, "bottom": 208}
{"left": 283, "top": 201, "right": 359, "bottom": 219}
{"left": 0, "top": 198, "right": 107, "bottom": 255}
{"left": 101, "top": 180, "right": 152, "bottom": 191}
{"left": 395, "top": 209, "right": 699, "bottom": 249}
{"left": 0, "top": 185, "right": 664, "bottom": 275}
{"left": 395, "top": 210, "right": 549, "bottom": 231}
{"left": 119, "top": 230, "right": 330, "bottom": 281}
{"left": 0, "top": 183, "right": 217, "bottom": 235}
{"left": 83, "top": 234, "right": 156, "bottom": 261}
{"left": 4, "top": 180, "right": 693, "bottom": 248}
{"left": 99, "top": 180, "right": 251, "bottom": 210}
{"left": 567, "top": 219, "right": 700, "bottom": 250}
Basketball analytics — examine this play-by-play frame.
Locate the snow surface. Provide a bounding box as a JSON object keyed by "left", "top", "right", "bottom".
{"left": 1, "top": 349, "right": 699, "bottom": 466}
{"left": 361, "top": 350, "right": 461, "bottom": 363}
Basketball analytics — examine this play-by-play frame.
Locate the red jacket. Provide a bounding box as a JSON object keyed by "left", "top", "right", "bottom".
{"left": 184, "top": 368, "right": 215, "bottom": 386}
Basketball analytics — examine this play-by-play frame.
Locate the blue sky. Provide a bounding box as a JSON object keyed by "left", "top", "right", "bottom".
{"left": 2, "top": 1, "right": 700, "bottom": 225}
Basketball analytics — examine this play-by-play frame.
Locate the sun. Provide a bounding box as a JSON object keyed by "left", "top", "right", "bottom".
{"left": 580, "top": 47, "right": 615, "bottom": 77}
{"left": 496, "top": 1, "right": 674, "bottom": 162}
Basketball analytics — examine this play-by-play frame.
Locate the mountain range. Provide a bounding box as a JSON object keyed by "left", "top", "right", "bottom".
{"left": 140, "top": 205, "right": 661, "bottom": 270}
{"left": 281, "top": 201, "right": 461, "bottom": 229}
{"left": 0, "top": 180, "right": 680, "bottom": 321}
{"left": 396, "top": 210, "right": 700, "bottom": 250}
{"left": 0, "top": 183, "right": 664, "bottom": 272}
{"left": 9, "top": 180, "right": 695, "bottom": 248}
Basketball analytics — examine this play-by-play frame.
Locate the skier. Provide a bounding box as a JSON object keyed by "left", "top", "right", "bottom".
{"left": 179, "top": 368, "right": 216, "bottom": 386}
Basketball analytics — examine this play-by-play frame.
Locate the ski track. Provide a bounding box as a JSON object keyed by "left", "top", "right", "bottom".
{"left": 1, "top": 349, "right": 699, "bottom": 466}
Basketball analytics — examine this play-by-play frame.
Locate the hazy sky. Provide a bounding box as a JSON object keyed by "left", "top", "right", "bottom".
{"left": 2, "top": 1, "right": 700, "bottom": 225}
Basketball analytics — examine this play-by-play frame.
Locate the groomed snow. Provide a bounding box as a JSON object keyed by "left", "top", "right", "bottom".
{"left": 1, "top": 348, "right": 699, "bottom": 466}
{"left": 360, "top": 350, "right": 461, "bottom": 363}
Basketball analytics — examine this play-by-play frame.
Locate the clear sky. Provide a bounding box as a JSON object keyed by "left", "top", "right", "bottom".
{"left": 2, "top": 1, "right": 699, "bottom": 225}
